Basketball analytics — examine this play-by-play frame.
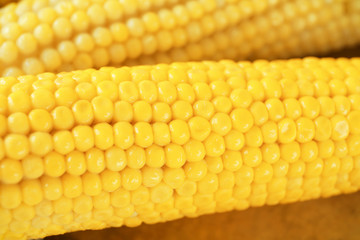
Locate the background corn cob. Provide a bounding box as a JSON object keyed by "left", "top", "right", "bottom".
{"left": 0, "top": 0, "right": 358, "bottom": 77}
{"left": 0, "top": 58, "right": 360, "bottom": 239}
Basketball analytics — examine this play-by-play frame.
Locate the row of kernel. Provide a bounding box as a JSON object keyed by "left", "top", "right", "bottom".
{"left": 2, "top": 127, "right": 359, "bottom": 185}
{"left": 2, "top": 152, "right": 358, "bottom": 210}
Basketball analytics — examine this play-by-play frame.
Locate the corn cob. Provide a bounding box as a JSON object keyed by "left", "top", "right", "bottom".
{"left": 0, "top": 0, "right": 359, "bottom": 77}
{"left": 0, "top": 57, "right": 360, "bottom": 239}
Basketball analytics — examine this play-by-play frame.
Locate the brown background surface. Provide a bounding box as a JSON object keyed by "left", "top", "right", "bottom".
{"left": 46, "top": 46, "right": 360, "bottom": 240}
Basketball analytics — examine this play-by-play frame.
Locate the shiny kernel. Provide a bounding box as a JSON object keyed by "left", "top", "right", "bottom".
{"left": 41, "top": 176, "right": 63, "bottom": 201}
{"left": 211, "top": 113, "right": 232, "bottom": 136}
{"left": 197, "top": 173, "right": 218, "bottom": 194}
{"left": 331, "top": 115, "right": 350, "bottom": 141}
{"left": 105, "top": 146, "right": 126, "bottom": 172}
{"left": 113, "top": 122, "right": 134, "bottom": 150}
{"left": 155, "top": 143, "right": 182, "bottom": 172}
{"left": 133, "top": 101, "right": 152, "bottom": 122}
{"left": 152, "top": 102, "right": 172, "bottom": 123}
{"left": 304, "top": 158, "right": 323, "bottom": 177}
{"left": 126, "top": 145, "right": 146, "bottom": 169}
{"left": 66, "top": 151, "right": 86, "bottom": 176}
{"left": 72, "top": 126, "right": 94, "bottom": 152}
{"left": 272, "top": 160, "right": 289, "bottom": 177}
{"left": 204, "top": 133, "right": 225, "bottom": 157}
{"left": 142, "top": 167, "right": 163, "bottom": 188}
{"left": 4, "top": 134, "right": 29, "bottom": 160}
{"left": 300, "top": 141, "right": 318, "bottom": 162}
{"left": 242, "top": 147, "right": 262, "bottom": 167}
{"left": 262, "top": 78, "right": 282, "bottom": 98}
{"left": 163, "top": 168, "right": 185, "bottom": 188}
{"left": 134, "top": 122, "right": 153, "bottom": 148}
{"left": 122, "top": 168, "right": 142, "bottom": 191}
{"left": 86, "top": 148, "right": 105, "bottom": 173}
{"left": 176, "top": 83, "right": 195, "bottom": 103}
{"left": 281, "top": 142, "right": 301, "bottom": 163}
{"left": 101, "top": 170, "right": 121, "bottom": 193}
{"left": 172, "top": 100, "right": 193, "bottom": 121}
{"left": 114, "top": 101, "right": 133, "bottom": 122}
{"left": 265, "top": 98, "right": 285, "bottom": 122}
{"left": 150, "top": 182, "right": 173, "bottom": 203}
{"left": 55, "top": 87, "right": 77, "bottom": 107}
{"left": 348, "top": 111, "right": 360, "bottom": 134}
{"left": 0, "top": 158, "right": 23, "bottom": 184}
{"left": 254, "top": 162, "right": 273, "bottom": 184}
{"left": 193, "top": 100, "right": 215, "bottom": 120}
{"left": 299, "top": 96, "right": 320, "bottom": 119}
{"left": 92, "top": 96, "right": 114, "bottom": 123}
{"left": 7, "top": 113, "right": 30, "bottom": 134}
{"left": 231, "top": 108, "right": 254, "bottom": 133}
{"left": 94, "top": 123, "right": 114, "bottom": 150}
{"left": 158, "top": 81, "right": 177, "bottom": 104}
{"left": 21, "top": 179, "right": 43, "bottom": 206}
{"left": 152, "top": 122, "right": 171, "bottom": 146}
{"left": 8, "top": 91, "right": 31, "bottom": 113}
{"left": 212, "top": 96, "right": 232, "bottom": 113}
{"left": 224, "top": 129, "right": 245, "bottom": 151}
{"left": 314, "top": 116, "right": 332, "bottom": 141}
{"left": 247, "top": 80, "right": 265, "bottom": 101}
{"left": 82, "top": 172, "right": 102, "bottom": 196}
{"left": 52, "top": 106, "right": 74, "bottom": 130}
{"left": 30, "top": 89, "right": 55, "bottom": 110}
{"left": 72, "top": 100, "right": 94, "bottom": 125}
{"left": 188, "top": 116, "right": 211, "bottom": 141}
{"left": 53, "top": 131, "right": 75, "bottom": 155}
{"left": 184, "top": 160, "right": 207, "bottom": 181}
{"left": 250, "top": 101, "right": 268, "bottom": 126}
{"left": 193, "top": 82, "right": 212, "bottom": 100}
{"left": 169, "top": 120, "right": 190, "bottom": 145}
{"left": 184, "top": 140, "right": 206, "bottom": 162}
{"left": 296, "top": 117, "right": 315, "bottom": 143}
{"left": 22, "top": 155, "right": 44, "bottom": 179}
{"left": 223, "top": 150, "right": 242, "bottom": 171}
{"left": 119, "top": 81, "right": 139, "bottom": 103}
{"left": 29, "top": 132, "right": 53, "bottom": 156}
{"left": 139, "top": 80, "right": 158, "bottom": 103}
{"left": 318, "top": 97, "right": 335, "bottom": 117}
{"left": 261, "top": 121, "right": 278, "bottom": 144}
{"left": 206, "top": 156, "right": 223, "bottom": 174}
{"left": 245, "top": 126, "right": 263, "bottom": 147}
{"left": 261, "top": 143, "right": 280, "bottom": 164}
{"left": 278, "top": 118, "right": 296, "bottom": 144}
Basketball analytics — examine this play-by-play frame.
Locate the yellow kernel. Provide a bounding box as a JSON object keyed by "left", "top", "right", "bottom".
{"left": 21, "top": 179, "right": 43, "bottom": 206}
{"left": 22, "top": 155, "right": 44, "bottom": 179}
{"left": 31, "top": 89, "right": 55, "bottom": 110}
{"left": 94, "top": 123, "right": 113, "bottom": 150}
{"left": 8, "top": 91, "right": 31, "bottom": 113}
{"left": 212, "top": 96, "right": 232, "bottom": 113}
{"left": 188, "top": 116, "right": 211, "bottom": 141}
{"left": 278, "top": 118, "right": 297, "bottom": 144}
{"left": 0, "top": 184, "right": 22, "bottom": 209}
{"left": 165, "top": 143, "right": 186, "bottom": 168}
{"left": 247, "top": 80, "right": 265, "bottom": 101}
{"left": 222, "top": 150, "right": 242, "bottom": 171}
{"left": 242, "top": 147, "right": 262, "bottom": 167}
{"left": 133, "top": 101, "right": 152, "bottom": 122}
{"left": 224, "top": 129, "right": 245, "bottom": 151}
{"left": 134, "top": 122, "right": 153, "bottom": 148}
{"left": 283, "top": 98, "right": 302, "bottom": 120}
{"left": 29, "top": 109, "right": 53, "bottom": 132}
{"left": 100, "top": 170, "right": 121, "bottom": 192}
{"left": 114, "top": 101, "right": 133, "bottom": 122}
{"left": 266, "top": 98, "right": 285, "bottom": 122}
{"left": 184, "top": 160, "right": 207, "bottom": 181}
{"left": 193, "top": 100, "right": 215, "bottom": 120}
{"left": 119, "top": 81, "right": 139, "bottom": 103}
{"left": 86, "top": 148, "right": 105, "bottom": 173}
{"left": 262, "top": 78, "right": 282, "bottom": 98}
{"left": 29, "top": 132, "right": 53, "bottom": 156}
{"left": 348, "top": 110, "right": 360, "bottom": 134}
{"left": 206, "top": 156, "right": 223, "bottom": 174}
{"left": 55, "top": 87, "right": 77, "bottom": 107}
{"left": 53, "top": 131, "right": 75, "bottom": 155}
{"left": 163, "top": 168, "right": 185, "bottom": 188}
{"left": 62, "top": 174, "right": 82, "bottom": 198}
{"left": 7, "top": 112, "right": 30, "bottom": 134}
{"left": 193, "top": 82, "right": 212, "bottom": 100}
{"left": 126, "top": 145, "right": 146, "bottom": 169}
{"left": 299, "top": 96, "right": 320, "bottom": 119}
{"left": 204, "top": 132, "right": 225, "bottom": 157}
{"left": 0, "top": 158, "right": 23, "bottom": 184}
{"left": 331, "top": 115, "right": 349, "bottom": 141}
{"left": 152, "top": 102, "right": 171, "bottom": 123}
{"left": 197, "top": 173, "right": 218, "bottom": 194}
{"left": 254, "top": 162, "right": 273, "bottom": 184}
{"left": 66, "top": 151, "right": 86, "bottom": 176}
{"left": 91, "top": 96, "right": 114, "bottom": 123}
{"left": 318, "top": 139, "right": 335, "bottom": 159}
{"left": 261, "top": 143, "right": 280, "bottom": 164}
{"left": 83, "top": 172, "right": 102, "bottom": 196}
{"left": 231, "top": 108, "right": 254, "bottom": 133}
{"left": 250, "top": 101, "right": 269, "bottom": 126}
{"left": 41, "top": 176, "right": 63, "bottom": 201}
{"left": 150, "top": 182, "right": 173, "bottom": 204}
{"left": 152, "top": 122, "right": 171, "bottom": 146}
{"left": 142, "top": 167, "right": 163, "bottom": 188}
{"left": 296, "top": 117, "right": 315, "bottom": 143}
{"left": 169, "top": 120, "right": 190, "bottom": 145}
{"left": 4, "top": 134, "right": 29, "bottom": 160}
{"left": 172, "top": 100, "right": 193, "bottom": 121}
{"left": 184, "top": 140, "right": 206, "bottom": 162}
{"left": 122, "top": 168, "right": 142, "bottom": 191}
{"left": 318, "top": 97, "right": 335, "bottom": 117}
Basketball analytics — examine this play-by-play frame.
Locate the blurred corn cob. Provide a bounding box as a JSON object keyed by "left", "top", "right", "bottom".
{"left": 0, "top": 0, "right": 358, "bottom": 76}
{"left": 1, "top": 57, "right": 360, "bottom": 239}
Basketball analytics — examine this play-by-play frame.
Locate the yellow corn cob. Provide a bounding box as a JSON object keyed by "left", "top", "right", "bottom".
{"left": 0, "top": 0, "right": 359, "bottom": 77}
{"left": 1, "top": 57, "right": 360, "bottom": 239}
